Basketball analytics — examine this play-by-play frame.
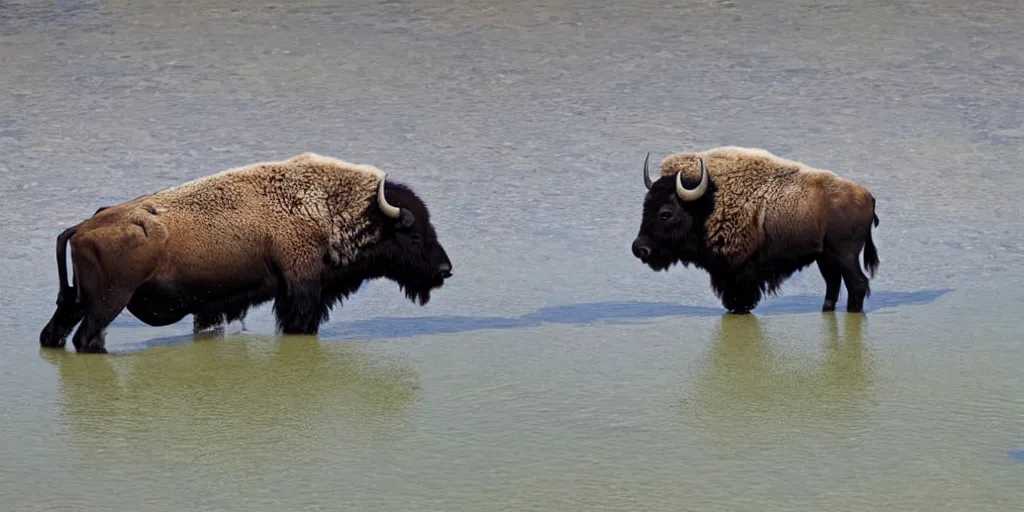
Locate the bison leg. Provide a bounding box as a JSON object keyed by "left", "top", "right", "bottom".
{"left": 817, "top": 255, "right": 843, "bottom": 312}
{"left": 71, "top": 288, "right": 133, "bottom": 354}
{"left": 837, "top": 253, "right": 870, "bottom": 313}
{"left": 273, "top": 279, "right": 328, "bottom": 335}
{"left": 39, "top": 297, "right": 84, "bottom": 349}
{"left": 192, "top": 311, "right": 226, "bottom": 339}
{"left": 190, "top": 292, "right": 260, "bottom": 338}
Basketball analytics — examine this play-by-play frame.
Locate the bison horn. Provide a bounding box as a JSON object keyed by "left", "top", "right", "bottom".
{"left": 676, "top": 157, "right": 708, "bottom": 202}
{"left": 643, "top": 152, "right": 653, "bottom": 190}
{"left": 377, "top": 174, "right": 401, "bottom": 219}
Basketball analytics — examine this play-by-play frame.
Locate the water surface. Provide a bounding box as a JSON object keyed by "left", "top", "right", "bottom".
{"left": 2, "top": 0, "right": 1023, "bottom": 510}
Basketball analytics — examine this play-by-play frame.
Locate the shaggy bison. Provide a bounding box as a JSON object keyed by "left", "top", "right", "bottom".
{"left": 40, "top": 153, "right": 453, "bottom": 353}
{"left": 631, "top": 146, "right": 879, "bottom": 314}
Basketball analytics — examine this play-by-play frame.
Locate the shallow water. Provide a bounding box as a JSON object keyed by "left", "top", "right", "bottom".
{"left": 2, "top": 0, "right": 1023, "bottom": 510}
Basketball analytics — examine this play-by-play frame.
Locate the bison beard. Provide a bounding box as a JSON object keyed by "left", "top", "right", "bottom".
{"left": 706, "top": 252, "right": 823, "bottom": 314}
{"left": 320, "top": 233, "right": 448, "bottom": 315}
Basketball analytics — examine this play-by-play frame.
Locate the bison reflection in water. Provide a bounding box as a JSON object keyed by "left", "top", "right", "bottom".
{"left": 41, "top": 337, "right": 420, "bottom": 461}
{"left": 631, "top": 146, "right": 881, "bottom": 314}
{"left": 679, "top": 313, "right": 874, "bottom": 444}
{"left": 39, "top": 153, "right": 454, "bottom": 353}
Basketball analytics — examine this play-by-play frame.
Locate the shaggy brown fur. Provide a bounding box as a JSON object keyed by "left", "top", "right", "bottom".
{"left": 40, "top": 153, "right": 453, "bottom": 353}
{"left": 147, "top": 152, "right": 387, "bottom": 269}
{"left": 658, "top": 146, "right": 876, "bottom": 267}
{"left": 633, "top": 146, "right": 879, "bottom": 314}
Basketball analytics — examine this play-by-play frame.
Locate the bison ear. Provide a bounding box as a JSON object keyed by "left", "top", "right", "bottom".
{"left": 398, "top": 209, "right": 415, "bottom": 229}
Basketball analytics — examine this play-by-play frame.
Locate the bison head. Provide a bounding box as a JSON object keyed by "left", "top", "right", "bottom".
{"left": 354, "top": 176, "right": 453, "bottom": 305}
{"left": 631, "top": 153, "right": 713, "bottom": 271}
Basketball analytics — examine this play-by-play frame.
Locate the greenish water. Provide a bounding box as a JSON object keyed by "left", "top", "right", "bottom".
{"left": 10, "top": 308, "right": 1023, "bottom": 510}
{"left": 2, "top": 0, "right": 1024, "bottom": 510}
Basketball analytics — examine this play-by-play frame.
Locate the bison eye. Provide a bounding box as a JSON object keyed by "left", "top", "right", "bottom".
{"left": 659, "top": 210, "right": 672, "bottom": 220}
{"left": 410, "top": 233, "right": 422, "bottom": 244}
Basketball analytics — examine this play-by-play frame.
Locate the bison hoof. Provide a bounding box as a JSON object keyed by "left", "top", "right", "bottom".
{"left": 193, "top": 322, "right": 226, "bottom": 336}
{"left": 194, "top": 327, "right": 225, "bottom": 340}
{"left": 821, "top": 300, "right": 837, "bottom": 312}
{"left": 727, "top": 308, "right": 752, "bottom": 315}
{"left": 39, "top": 328, "right": 67, "bottom": 349}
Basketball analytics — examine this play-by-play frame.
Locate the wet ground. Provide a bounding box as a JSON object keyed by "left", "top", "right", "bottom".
{"left": 2, "top": 0, "right": 1023, "bottom": 510}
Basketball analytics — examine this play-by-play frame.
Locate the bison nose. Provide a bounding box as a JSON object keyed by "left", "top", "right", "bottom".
{"left": 632, "top": 239, "right": 651, "bottom": 259}
{"left": 438, "top": 262, "right": 453, "bottom": 279}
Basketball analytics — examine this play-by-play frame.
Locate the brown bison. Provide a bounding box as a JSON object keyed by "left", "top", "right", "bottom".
{"left": 40, "top": 153, "right": 453, "bottom": 353}
{"left": 631, "top": 146, "right": 879, "bottom": 314}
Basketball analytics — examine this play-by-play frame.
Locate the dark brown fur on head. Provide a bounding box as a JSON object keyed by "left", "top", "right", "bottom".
{"left": 328, "top": 180, "right": 452, "bottom": 308}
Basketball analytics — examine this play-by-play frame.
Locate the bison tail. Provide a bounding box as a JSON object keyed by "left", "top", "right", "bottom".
{"left": 863, "top": 221, "right": 880, "bottom": 279}
{"left": 54, "top": 223, "right": 80, "bottom": 306}
{"left": 871, "top": 196, "right": 879, "bottom": 227}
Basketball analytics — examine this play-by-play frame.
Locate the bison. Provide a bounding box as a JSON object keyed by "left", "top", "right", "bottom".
{"left": 39, "top": 153, "right": 454, "bottom": 353}
{"left": 630, "top": 146, "right": 880, "bottom": 314}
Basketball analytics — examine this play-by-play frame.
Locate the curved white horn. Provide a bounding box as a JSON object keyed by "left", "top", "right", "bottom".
{"left": 377, "top": 174, "right": 401, "bottom": 219}
{"left": 675, "top": 157, "right": 708, "bottom": 202}
{"left": 643, "top": 152, "right": 653, "bottom": 190}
